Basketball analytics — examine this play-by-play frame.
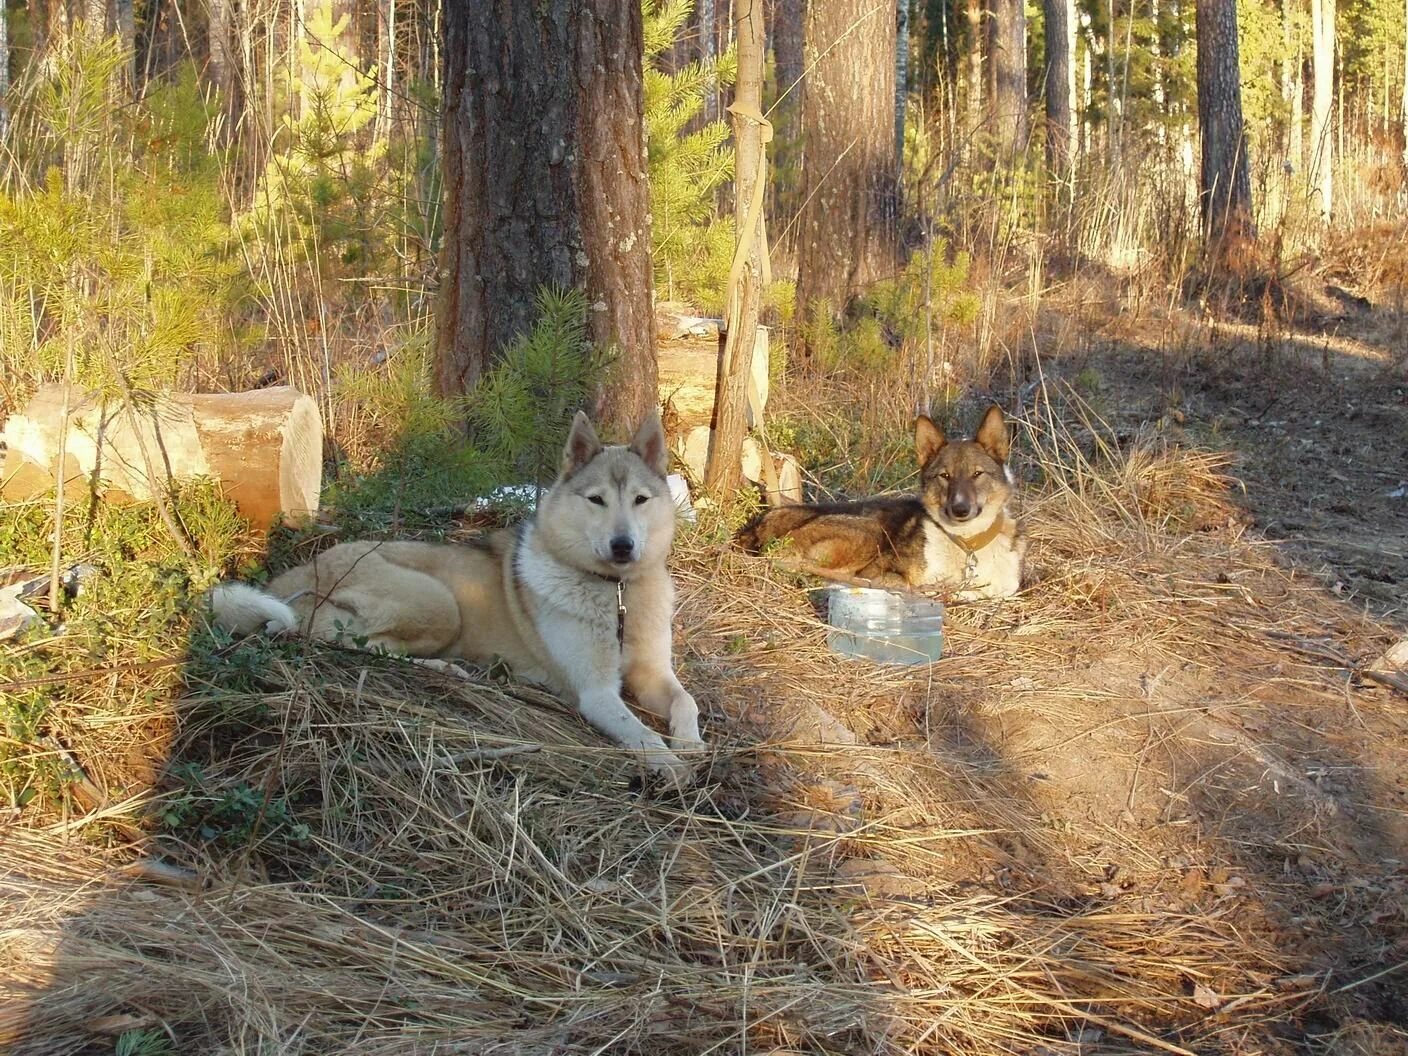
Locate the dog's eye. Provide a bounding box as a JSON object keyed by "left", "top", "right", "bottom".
{"left": 587, "top": 495, "right": 606, "bottom": 506}
{"left": 971, "top": 470, "right": 984, "bottom": 479}
{"left": 634, "top": 495, "right": 649, "bottom": 506}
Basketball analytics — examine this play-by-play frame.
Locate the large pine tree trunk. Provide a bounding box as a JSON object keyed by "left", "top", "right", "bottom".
{"left": 1043, "top": 0, "right": 1076, "bottom": 176}
{"left": 795, "top": 0, "right": 898, "bottom": 333}
{"left": 1309, "top": 0, "right": 1334, "bottom": 220}
{"left": 1195, "top": 0, "right": 1255, "bottom": 252}
{"left": 436, "top": 0, "right": 657, "bottom": 435}
{"left": 987, "top": 0, "right": 1028, "bottom": 158}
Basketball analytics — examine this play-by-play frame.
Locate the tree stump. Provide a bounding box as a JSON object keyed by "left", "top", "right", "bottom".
{"left": 1, "top": 384, "right": 322, "bottom": 530}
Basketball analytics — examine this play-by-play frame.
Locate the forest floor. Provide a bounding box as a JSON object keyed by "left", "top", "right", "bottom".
{"left": 4, "top": 291, "right": 1408, "bottom": 1055}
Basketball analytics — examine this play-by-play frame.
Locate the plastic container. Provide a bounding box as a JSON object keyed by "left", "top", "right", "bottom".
{"left": 813, "top": 586, "right": 945, "bottom": 665}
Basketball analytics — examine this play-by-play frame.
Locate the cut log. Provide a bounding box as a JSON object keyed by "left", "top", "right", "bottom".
{"left": 674, "top": 423, "right": 801, "bottom": 505}
{"left": 1, "top": 384, "right": 322, "bottom": 530}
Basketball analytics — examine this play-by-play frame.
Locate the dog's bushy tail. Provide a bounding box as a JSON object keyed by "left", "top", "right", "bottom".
{"left": 206, "top": 583, "right": 299, "bottom": 637}
{"left": 735, "top": 506, "right": 822, "bottom": 553}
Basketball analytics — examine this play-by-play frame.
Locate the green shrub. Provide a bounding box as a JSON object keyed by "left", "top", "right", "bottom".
{"left": 643, "top": 0, "right": 737, "bottom": 312}
{"left": 0, "top": 43, "right": 240, "bottom": 408}
{"left": 327, "top": 288, "right": 601, "bottom": 532}
{"left": 0, "top": 481, "right": 242, "bottom": 812}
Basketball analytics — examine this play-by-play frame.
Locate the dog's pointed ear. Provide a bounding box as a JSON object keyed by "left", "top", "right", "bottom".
{"left": 975, "top": 404, "right": 1010, "bottom": 462}
{"left": 628, "top": 410, "right": 669, "bottom": 478}
{"left": 915, "top": 415, "right": 946, "bottom": 468}
{"left": 561, "top": 411, "right": 603, "bottom": 478}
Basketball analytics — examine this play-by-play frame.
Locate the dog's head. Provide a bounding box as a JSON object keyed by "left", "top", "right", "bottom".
{"left": 538, "top": 410, "right": 676, "bottom": 577}
{"left": 915, "top": 404, "right": 1015, "bottom": 536}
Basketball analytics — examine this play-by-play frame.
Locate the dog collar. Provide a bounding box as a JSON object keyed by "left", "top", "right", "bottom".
{"left": 929, "top": 512, "right": 1008, "bottom": 554}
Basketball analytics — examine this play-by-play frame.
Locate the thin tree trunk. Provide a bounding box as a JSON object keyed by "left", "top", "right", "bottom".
{"left": 1082, "top": 25, "right": 1093, "bottom": 153}
{"left": 795, "top": 0, "right": 898, "bottom": 334}
{"left": 986, "top": 0, "right": 1027, "bottom": 159}
{"left": 1280, "top": 0, "right": 1294, "bottom": 159}
{"left": 773, "top": 0, "right": 804, "bottom": 100}
{"left": 705, "top": 0, "right": 765, "bottom": 495}
{"left": 0, "top": 2, "right": 9, "bottom": 146}
{"left": 115, "top": 0, "right": 134, "bottom": 78}
{"left": 966, "top": 0, "right": 982, "bottom": 149}
{"left": 1043, "top": 0, "right": 1076, "bottom": 177}
{"left": 208, "top": 0, "right": 242, "bottom": 133}
{"left": 1195, "top": 0, "right": 1255, "bottom": 254}
{"left": 770, "top": 0, "right": 805, "bottom": 232}
{"left": 1309, "top": 0, "right": 1334, "bottom": 220}
{"left": 1152, "top": 0, "right": 1168, "bottom": 145}
{"left": 436, "top": 0, "right": 657, "bottom": 435}
{"left": 376, "top": 0, "right": 396, "bottom": 142}
{"left": 1291, "top": 24, "right": 1304, "bottom": 167}
{"left": 896, "top": 0, "right": 909, "bottom": 170}
{"left": 699, "top": 0, "right": 716, "bottom": 118}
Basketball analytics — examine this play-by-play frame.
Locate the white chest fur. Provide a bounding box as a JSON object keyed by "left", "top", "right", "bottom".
{"left": 921, "top": 518, "right": 1023, "bottom": 600}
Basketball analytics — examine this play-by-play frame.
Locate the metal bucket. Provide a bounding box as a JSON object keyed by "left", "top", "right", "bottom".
{"left": 813, "top": 586, "right": 945, "bottom": 665}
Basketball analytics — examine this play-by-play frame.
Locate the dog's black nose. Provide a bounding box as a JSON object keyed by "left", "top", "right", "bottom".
{"left": 610, "top": 536, "right": 636, "bottom": 561}
{"left": 949, "top": 501, "right": 973, "bottom": 520}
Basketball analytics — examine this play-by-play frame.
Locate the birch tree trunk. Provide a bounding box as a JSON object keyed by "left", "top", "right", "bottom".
{"left": 1310, "top": 0, "right": 1335, "bottom": 220}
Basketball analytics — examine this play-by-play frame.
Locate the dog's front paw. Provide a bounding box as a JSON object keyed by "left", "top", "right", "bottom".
{"left": 642, "top": 746, "right": 697, "bottom": 790}
{"left": 670, "top": 735, "right": 708, "bottom": 755}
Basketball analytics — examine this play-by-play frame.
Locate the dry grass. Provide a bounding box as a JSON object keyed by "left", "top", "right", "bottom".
{"left": 4, "top": 392, "right": 1407, "bottom": 1055}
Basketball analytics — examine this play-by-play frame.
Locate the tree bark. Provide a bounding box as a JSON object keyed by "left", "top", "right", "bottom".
{"left": 114, "top": 0, "right": 134, "bottom": 78}
{"left": 705, "top": 0, "right": 765, "bottom": 495}
{"left": 1309, "top": 0, "right": 1334, "bottom": 220}
{"left": 207, "top": 0, "right": 243, "bottom": 131}
{"left": 795, "top": 0, "right": 898, "bottom": 333}
{"left": 1, "top": 2, "right": 9, "bottom": 146}
{"left": 966, "top": 0, "right": 982, "bottom": 149}
{"left": 1402, "top": 0, "right": 1407, "bottom": 170}
{"left": 986, "top": 0, "right": 1027, "bottom": 159}
{"left": 895, "top": 0, "right": 909, "bottom": 170}
{"left": 774, "top": 0, "right": 805, "bottom": 103}
{"left": 1043, "top": 0, "right": 1076, "bottom": 176}
{"left": 1195, "top": 0, "right": 1255, "bottom": 252}
{"left": 436, "top": 0, "right": 657, "bottom": 435}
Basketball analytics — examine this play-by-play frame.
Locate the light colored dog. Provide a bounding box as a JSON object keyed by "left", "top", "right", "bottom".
{"left": 736, "top": 405, "right": 1026, "bottom": 600}
{"left": 208, "top": 412, "right": 704, "bottom": 785}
